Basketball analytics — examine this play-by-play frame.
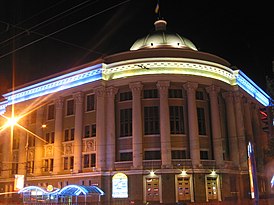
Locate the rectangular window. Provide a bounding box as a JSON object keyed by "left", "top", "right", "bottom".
{"left": 47, "top": 104, "right": 55, "bottom": 120}
{"left": 50, "top": 159, "right": 54, "bottom": 171}
{"left": 169, "top": 89, "right": 183, "bottom": 98}
{"left": 200, "top": 150, "right": 209, "bottom": 159}
{"left": 84, "top": 125, "right": 90, "bottom": 138}
{"left": 91, "top": 154, "right": 96, "bottom": 167}
{"left": 197, "top": 107, "right": 206, "bottom": 135}
{"left": 120, "top": 152, "right": 133, "bottom": 161}
{"left": 83, "top": 154, "right": 89, "bottom": 168}
{"left": 70, "top": 128, "right": 75, "bottom": 140}
{"left": 91, "top": 124, "right": 96, "bottom": 137}
{"left": 44, "top": 159, "right": 49, "bottom": 172}
{"left": 172, "top": 150, "right": 187, "bottom": 159}
{"left": 45, "top": 133, "right": 50, "bottom": 143}
{"left": 144, "top": 89, "right": 158, "bottom": 98}
{"left": 196, "top": 91, "right": 204, "bottom": 100}
{"left": 64, "top": 129, "right": 69, "bottom": 141}
{"left": 50, "top": 132, "right": 55, "bottom": 144}
{"left": 70, "top": 156, "right": 74, "bottom": 170}
{"left": 144, "top": 150, "right": 161, "bottom": 160}
{"left": 170, "top": 106, "right": 185, "bottom": 134}
{"left": 120, "top": 91, "right": 132, "bottom": 101}
{"left": 144, "top": 106, "right": 160, "bottom": 135}
{"left": 66, "top": 99, "right": 74, "bottom": 116}
{"left": 120, "top": 108, "right": 132, "bottom": 137}
{"left": 86, "top": 94, "right": 95, "bottom": 112}
{"left": 64, "top": 157, "right": 68, "bottom": 170}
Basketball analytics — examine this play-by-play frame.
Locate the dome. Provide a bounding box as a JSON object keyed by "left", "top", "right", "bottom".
{"left": 130, "top": 19, "right": 198, "bottom": 51}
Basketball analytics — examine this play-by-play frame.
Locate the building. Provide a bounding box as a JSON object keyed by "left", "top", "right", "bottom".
{"left": 0, "top": 19, "right": 273, "bottom": 204}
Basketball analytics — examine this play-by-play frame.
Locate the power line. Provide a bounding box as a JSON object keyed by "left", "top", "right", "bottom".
{"left": 0, "top": 0, "right": 131, "bottom": 60}
{"left": 0, "top": 0, "right": 96, "bottom": 48}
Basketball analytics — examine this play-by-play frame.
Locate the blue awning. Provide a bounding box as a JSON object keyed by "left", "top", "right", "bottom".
{"left": 58, "top": 185, "right": 105, "bottom": 196}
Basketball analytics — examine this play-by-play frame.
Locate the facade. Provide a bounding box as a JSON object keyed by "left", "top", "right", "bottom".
{"left": 0, "top": 19, "right": 273, "bottom": 204}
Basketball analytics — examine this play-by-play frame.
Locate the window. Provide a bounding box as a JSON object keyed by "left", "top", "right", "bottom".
{"left": 44, "top": 159, "right": 53, "bottom": 172}
{"left": 120, "top": 152, "right": 133, "bottom": 161}
{"left": 169, "top": 89, "right": 183, "bottom": 98}
{"left": 172, "top": 150, "right": 187, "bottom": 159}
{"left": 70, "top": 156, "right": 74, "bottom": 170}
{"left": 170, "top": 106, "right": 185, "bottom": 134}
{"left": 86, "top": 94, "right": 95, "bottom": 112}
{"left": 64, "top": 157, "right": 68, "bottom": 170}
{"left": 83, "top": 154, "right": 96, "bottom": 168}
{"left": 196, "top": 91, "right": 204, "bottom": 100}
{"left": 144, "top": 150, "right": 161, "bottom": 160}
{"left": 64, "top": 156, "right": 74, "bottom": 170}
{"left": 200, "top": 150, "right": 209, "bottom": 159}
{"left": 47, "top": 104, "right": 55, "bottom": 120}
{"left": 84, "top": 124, "right": 96, "bottom": 138}
{"left": 46, "top": 132, "right": 55, "bottom": 144}
{"left": 144, "top": 106, "right": 160, "bottom": 135}
{"left": 12, "top": 163, "right": 18, "bottom": 175}
{"left": 120, "top": 109, "right": 132, "bottom": 137}
{"left": 64, "top": 129, "right": 74, "bottom": 141}
{"left": 197, "top": 107, "right": 206, "bottom": 135}
{"left": 30, "top": 111, "right": 36, "bottom": 124}
{"left": 27, "top": 161, "right": 34, "bottom": 174}
{"left": 66, "top": 99, "right": 74, "bottom": 116}
{"left": 144, "top": 89, "right": 158, "bottom": 98}
{"left": 120, "top": 91, "right": 132, "bottom": 101}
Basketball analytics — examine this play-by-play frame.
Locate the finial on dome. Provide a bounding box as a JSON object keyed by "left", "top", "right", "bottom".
{"left": 154, "top": 19, "right": 167, "bottom": 31}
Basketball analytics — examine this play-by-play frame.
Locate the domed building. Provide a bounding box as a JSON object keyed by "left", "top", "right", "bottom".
{"left": 0, "top": 19, "right": 272, "bottom": 204}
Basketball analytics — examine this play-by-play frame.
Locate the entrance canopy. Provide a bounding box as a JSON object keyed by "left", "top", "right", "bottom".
{"left": 58, "top": 185, "right": 105, "bottom": 196}
{"left": 18, "top": 185, "right": 59, "bottom": 195}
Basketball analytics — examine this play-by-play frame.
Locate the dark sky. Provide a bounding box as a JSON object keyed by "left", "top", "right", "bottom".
{"left": 0, "top": 0, "right": 274, "bottom": 95}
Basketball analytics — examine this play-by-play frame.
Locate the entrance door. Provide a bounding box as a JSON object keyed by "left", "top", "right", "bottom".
{"left": 177, "top": 177, "right": 191, "bottom": 201}
{"left": 145, "top": 177, "right": 160, "bottom": 202}
{"left": 206, "top": 177, "right": 218, "bottom": 200}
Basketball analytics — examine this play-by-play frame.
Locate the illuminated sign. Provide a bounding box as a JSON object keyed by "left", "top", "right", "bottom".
{"left": 112, "top": 172, "right": 128, "bottom": 198}
{"left": 47, "top": 185, "right": 54, "bottom": 192}
{"left": 14, "top": 175, "right": 24, "bottom": 191}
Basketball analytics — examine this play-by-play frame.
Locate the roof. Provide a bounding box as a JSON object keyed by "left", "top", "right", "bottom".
{"left": 58, "top": 185, "right": 105, "bottom": 196}
{"left": 130, "top": 20, "right": 197, "bottom": 51}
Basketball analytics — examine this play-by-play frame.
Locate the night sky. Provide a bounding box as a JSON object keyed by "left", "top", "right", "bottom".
{"left": 0, "top": 0, "right": 274, "bottom": 95}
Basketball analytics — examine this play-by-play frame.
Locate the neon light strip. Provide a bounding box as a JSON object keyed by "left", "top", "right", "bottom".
{"left": 235, "top": 70, "right": 270, "bottom": 106}
{"left": 3, "top": 64, "right": 103, "bottom": 105}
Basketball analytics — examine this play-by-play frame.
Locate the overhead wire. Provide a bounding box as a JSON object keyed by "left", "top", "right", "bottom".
{"left": 0, "top": 0, "right": 131, "bottom": 60}
{"left": 0, "top": 0, "right": 96, "bottom": 48}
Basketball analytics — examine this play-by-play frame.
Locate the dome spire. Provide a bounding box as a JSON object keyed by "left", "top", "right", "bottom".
{"left": 154, "top": 0, "right": 161, "bottom": 19}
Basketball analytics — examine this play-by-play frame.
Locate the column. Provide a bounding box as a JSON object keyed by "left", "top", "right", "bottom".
{"left": 206, "top": 85, "right": 224, "bottom": 167}
{"left": 105, "top": 86, "right": 118, "bottom": 170}
{"left": 2, "top": 129, "right": 11, "bottom": 178}
{"left": 129, "top": 82, "right": 143, "bottom": 169}
{"left": 234, "top": 92, "right": 248, "bottom": 169}
{"left": 34, "top": 107, "right": 44, "bottom": 175}
{"left": 157, "top": 81, "right": 172, "bottom": 168}
{"left": 243, "top": 99, "right": 254, "bottom": 144}
{"left": 222, "top": 92, "right": 239, "bottom": 167}
{"left": 53, "top": 97, "right": 63, "bottom": 174}
{"left": 73, "top": 92, "right": 84, "bottom": 173}
{"left": 183, "top": 82, "right": 200, "bottom": 168}
{"left": 18, "top": 130, "right": 27, "bottom": 175}
{"left": 95, "top": 86, "right": 106, "bottom": 171}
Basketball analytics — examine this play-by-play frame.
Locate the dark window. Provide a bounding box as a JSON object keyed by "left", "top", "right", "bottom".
{"left": 91, "top": 124, "right": 96, "bottom": 137}
{"left": 200, "top": 150, "right": 209, "bottom": 159}
{"left": 86, "top": 94, "right": 95, "bottom": 112}
{"left": 120, "top": 152, "right": 133, "bottom": 161}
{"left": 51, "top": 132, "right": 55, "bottom": 144}
{"left": 144, "top": 106, "right": 160, "bottom": 135}
{"left": 50, "top": 159, "right": 54, "bottom": 171}
{"left": 170, "top": 106, "right": 185, "bottom": 134}
{"left": 196, "top": 91, "right": 204, "bottom": 100}
{"left": 64, "top": 157, "right": 68, "bottom": 170}
{"left": 44, "top": 159, "right": 49, "bottom": 172}
{"left": 66, "top": 99, "right": 74, "bottom": 116}
{"left": 172, "top": 150, "right": 187, "bottom": 159}
{"left": 169, "top": 89, "right": 183, "bottom": 98}
{"left": 45, "top": 133, "right": 50, "bottom": 143}
{"left": 69, "top": 156, "right": 74, "bottom": 170}
{"left": 120, "top": 92, "right": 132, "bottom": 101}
{"left": 120, "top": 108, "right": 132, "bottom": 137}
{"left": 83, "top": 154, "right": 96, "bottom": 168}
{"left": 70, "top": 128, "right": 75, "bottom": 140}
{"left": 144, "top": 150, "right": 161, "bottom": 160}
{"left": 197, "top": 107, "right": 206, "bottom": 135}
{"left": 64, "top": 129, "right": 69, "bottom": 141}
{"left": 30, "top": 111, "right": 36, "bottom": 124}
{"left": 84, "top": 125, "right": 90, "bottom": 138}
{"left": 47, "top": 104, "right": 55, "bottom": 120}
{"left": 144, "top": 89, "right": 158, "bottom": 98}
{"left": 12, "top": 163, "right": 18, "bottom": 174}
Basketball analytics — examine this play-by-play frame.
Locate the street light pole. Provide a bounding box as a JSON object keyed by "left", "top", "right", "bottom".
{"left": 24, "top": 134, "right": 29, "bottom": 187}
